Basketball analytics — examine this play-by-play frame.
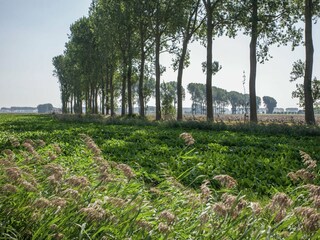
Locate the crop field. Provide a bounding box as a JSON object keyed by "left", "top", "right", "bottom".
{"left": 0, "top": 114, "right": 319, "bottom": 239}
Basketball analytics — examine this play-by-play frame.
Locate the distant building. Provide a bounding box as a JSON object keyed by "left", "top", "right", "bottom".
{"left": 0, "top": 107, "right": 37, "bottom": 113}
{"left": 273, "top": 108, "right": 285, "bottom": 114}
{"left": 258, "top": 108, "right": 267, "bottom": 114}
{"left": 285, "top": 108, "right": 299, "bottom": 114}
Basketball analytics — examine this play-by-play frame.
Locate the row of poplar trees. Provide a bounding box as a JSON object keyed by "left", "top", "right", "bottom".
{"left": 53, "top": 0, "right": 319, "bottom": 125}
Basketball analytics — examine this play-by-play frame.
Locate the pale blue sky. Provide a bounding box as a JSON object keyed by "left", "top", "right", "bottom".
{"left": 0, "top": 0, "right": 319, "bottom": 109}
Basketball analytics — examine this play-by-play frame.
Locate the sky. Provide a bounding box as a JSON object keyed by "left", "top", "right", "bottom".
{"left": 0, "top": 0, "right": 319, "bottom": 109}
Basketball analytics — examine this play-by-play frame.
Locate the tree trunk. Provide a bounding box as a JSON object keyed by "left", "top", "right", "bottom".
{"left": 249, "top": 0, "right": 258, "bottom": 123}
{"left": 127, "top": 57, "right": 133, "bottom": 116}
{"left": 177, "top": 39, "right": 188, "bottom": 121}
{"left": 304, "top": 0, "right": 315, "bottom": 125}
{"left": 139, "top": 48, "right": 146, "bottom": 117}
{"left": 205, "top": 3, "right": 213, "bottom": 121}
{"left": 121, "top": 61, "right": 127, "bottom": 116}
{"left": 155, "top": 32, "right": 161, "bottom": 120}
{"left": 105, "top": 67, "right": 109, "bottom": 115}
{"left": 110, "top": 69, "right": 115, "bottom": 116}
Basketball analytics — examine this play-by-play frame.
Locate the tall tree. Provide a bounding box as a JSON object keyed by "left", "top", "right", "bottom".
{"left": 150, "top": 0, "right": 178, "bottom": 120}
{"left": 133, "top": 0, "right": 154, "bottom": 117}
{"left": 263, "top": 96, "right": 277, "bottom": 114}
{"left": 172, "top": 0, "right": 203, "bottom": 121}
{"left": 237, "top": 0, "right": 301, "bottom": 123}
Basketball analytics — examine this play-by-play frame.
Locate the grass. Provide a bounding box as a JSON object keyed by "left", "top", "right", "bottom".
{"left": 0, "top": 114, "right": 319, "bottom": 239}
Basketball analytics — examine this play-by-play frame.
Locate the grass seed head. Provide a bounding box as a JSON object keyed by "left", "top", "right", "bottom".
{"left": 9, "top": 137, "right": 20, "bottom": 147}
{"left": 213, "top": 174, "right": 237, "bottom": 189}
{"left": 80, "top": 206, "right": 106, "bottom": 221}
{"left": 33, "top": 197, "right": 51, "bottom": 208}
{"left": 200, "top": 180, "right": 211, "bottom": 200}
{"left": 66, "top": 176, "right": 90, "bottom": 188}
{"left": 52, "top": 144, "right": 62, "bottom": 154}
{"left": 6, "top": 167, "right": 22, "bottom": 181}
{"left": 179, "top": 132, "right": 195, "bottom": 146}
{"left": 1, "top": 183, "right": 18, "bottom": 194}
{"left": 136, "top": 220, "right": 152, "bottom": 231}
{"left": 20, "top": 180, "right": 37, "bottom": 192}
{"left": 158, "top": 222, "right": 170, "bottom": 234}
{"left": 268, "top": 192, "right": 292, "bottom": 210}
{"left": 117, "top": 163, "right": 135, "bottom": 180}
{"left": 212, "top": 202, "right": 227, "bottom": 217}
{"left": 61, "top": 188, "right": 80, "bottom": 199}
{"left": 250, "top": 202, "right": 262, "bottom": 215}
{"left": 159, "top": 210, "right": 175, "bottom": 224}
{"left": 51, "top": 197, "right": 67, "bottom": 208}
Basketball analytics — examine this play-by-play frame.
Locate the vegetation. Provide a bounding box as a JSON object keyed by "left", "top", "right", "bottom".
{"left": 52, "top": 0, "right": 320, "bottom": 125}
{"left": 0, "top": 114, "right": 319, "bottom": 239}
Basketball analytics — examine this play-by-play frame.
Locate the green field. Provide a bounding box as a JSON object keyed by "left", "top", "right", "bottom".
{"left": 0, "top": 114, "right": 319, "bottom": 239}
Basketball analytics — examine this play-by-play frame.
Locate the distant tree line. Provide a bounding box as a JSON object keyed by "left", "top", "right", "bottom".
{"left": 52, "top": 0, "right": 320, "bottom": 125}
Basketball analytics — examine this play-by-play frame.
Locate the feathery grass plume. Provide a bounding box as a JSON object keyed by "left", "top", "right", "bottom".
{"left": 0, "top": 159, "right": 13, "bottom": 167}
{"left": 5, "top": 167, "right": 22, "bottom": 181}
{"left": 295, "top": 207, "right": 320, "bottom": 232}
{"left": 51, "top": 197, "right": 67, "bottom": 208}
{"left": 66, "top": 176, "right": 90, "bottom": 188}
{"left": 61, "top": 188, "right": 80, "bottom": 199}
{"left": 44, "top": 164, "right": 64, "bottom": 181}
{"left": 47, "top": 175, "right": 60, "bottom": 186}
{"left": 24, "top": 139, "right": 35, "bottom": 146}
{"left": 80, "top": 134, "right": 102, "bottom": 156}
{"left": 249, "top": 202, "right": 262, "bottom": 215}
{"left": 51, "top": 233, "right": 64, "bottom": 240}
{"left": 35, "top": 139, "right": 46, "bottom": 147}
{"left": 179, "top": 132, "right": 195, "bottom": 146}
{"left": 150, "top": 187, "right": 161, "bottom": 195}
{"left": 79, "top": 205, "right": 106, "bottom": 221}
{"left": 22, "top": 142, "right": 36, "bottom": 154}
{"left": 295, "top": 169, "right": 315, "bottom": 182}
{"left": 268, "top": 192, "right": 293, "bottom": 210}
{"left": 267, "top": 192, "right": 292, "bottom": 222}
{"left": 158, "top": 222, "right": 170, "bottom": 234}
{"left": 136, "top": 220, "right": 152, "bottom": 231}
{"left": 159, "top": 210, "right": 176, "bottom": 224}
{"left": 212, "top": 202, "right": 227, "bottom": 217}
{"left": 213, "top": 174, "right": 237, "bottom": 189}
{"left": 287, "top": 172, "right": 298, "bottom": 182}
{"left": 98, "top": 172, "right": 116, "bottom": 183}
{"left": 33, "top": 197, "right": 51, "bottom": 208}
{"left": 117, "top": 163, "right": 135, "bottom": 180}
{"left": 104, "top": 196, "right": 127, "bottom": 207}
{"left": 200, "top": 180, "right": 211, "bottom": 201}
{"left": 52, "top": 144, "right": 62, "bottom": 154}
{"left": 48, "top": 151, "right": 57, "bottom": 161}
{"left": 199, "top": 212, "right": 209, "bottom": 225}
{"left": 1, "top": 183, "right": 17, "bottom": 194}
{"left": 221, "top": 193, "right": 247, "bottom": 218}
{"left": 300, "top": 151, "right": 318, "bottom": 170}
{"left": 304, "top": 184, "right": 320, "bottom": 206}
{"left": 19, "top": 180, "right": 37, "bottom": 192}
{"left": 2, "top": 149, "right": 15, "bottom": 161}
{"left": 9, "top": 137, "right": 20, "bottom": 147}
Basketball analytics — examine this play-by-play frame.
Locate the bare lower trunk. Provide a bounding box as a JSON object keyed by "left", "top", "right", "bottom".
{"left": 205, "top": 6, "right": 213, "bottom": 121}
{"left": 249, "top": 0, "right": 258, "bottom": 123}
{"left": 155, "top": 33, "right": 161, "bottom": 120}
{"left": 304, "top": 0, "right": 315, "bottom": 125}
{"left": 177, "top": 39, "right": 188, "bottom": 121}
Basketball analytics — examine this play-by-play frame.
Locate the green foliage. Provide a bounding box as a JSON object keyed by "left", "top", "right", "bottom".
{"left": 0, "top": 115, "right": 319, "bottom": 239}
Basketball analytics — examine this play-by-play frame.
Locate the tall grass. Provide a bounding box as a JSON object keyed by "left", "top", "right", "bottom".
{"left": 1, "top": 130, "right": 319, "bottom": 239}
